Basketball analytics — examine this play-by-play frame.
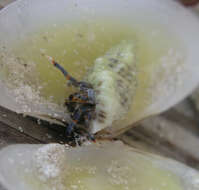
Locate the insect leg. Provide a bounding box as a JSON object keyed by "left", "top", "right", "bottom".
{"left": 66, "top": 121, "right": 76, "bottom": 136}
{"left": 43, "top": 54, "right": 79, "bottom": 87}
{"left": 69, "top": 105, "right": 95, "bottom": 141}
{"left": 66, "top": 106, "right": 83, "bottom": 136}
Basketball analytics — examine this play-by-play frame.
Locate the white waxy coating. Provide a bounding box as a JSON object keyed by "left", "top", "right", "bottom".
{"left": 87, "top": 41, "right": 137, "bottom": 133}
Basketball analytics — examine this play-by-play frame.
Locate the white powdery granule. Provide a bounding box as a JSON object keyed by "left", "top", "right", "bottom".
{"left": 0, "top": 47, "right": 66, "bottom": 116}
{"left": 33, "top": 144, "right": 66, "bottom": 182}
{"left": 107, "top": 160, "right": 130, "bottom": 186}
{"left": 0, "top": 48, "right": 44, "bottom": 112}
{"left": 11, "top": 84, "right": 45, "bottom": 113}
{"left": 13, "top": 84, "right": 41, "bottom": 104}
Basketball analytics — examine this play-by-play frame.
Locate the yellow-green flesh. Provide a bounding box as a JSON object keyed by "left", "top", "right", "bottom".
{"left": 23, "top": 142, "right": 183, "bottom": 190}
{"left": 9, "top": 20, "right": 183, "bottom": 123}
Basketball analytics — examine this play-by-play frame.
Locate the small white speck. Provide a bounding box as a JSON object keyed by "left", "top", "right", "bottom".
{"left": 24, "top": 168, "right": 30, "bottom": 173}
{"left": 73, "top": 49, "right": 79, "bottom": 55}
{"left": 8, "top": 158, "right": 14, "bottom": 164}
{"left": 63, "top": 50, "right": 67, "bottom": 55}
{"left": 18, "top": 126, "right": 24, "bottom": 133}
{"left": 161, "top": 182, "right": 167, "bottom": 187}
{"left": 33, "top": 144, "right": 66, "bottom": 181}
{"left": 37, "top": 119, "right": 41, "bottom": 125}
{"left": 71, "top": 185, "right": 78, "bottom": 190}
{"left": 46, "top": 134, "right": 52, "bottom": 139}
{"left": 40, "top": 49, "right": 46, "bottom": 54}
{"left": 17, "top": 153, "right": 23, "bottom": 157}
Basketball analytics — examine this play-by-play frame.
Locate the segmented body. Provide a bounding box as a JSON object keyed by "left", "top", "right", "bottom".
{"left": 87, "top": 41, "right": 137, "bottom": 134}
{"left": 44, "top": 40, "right": 137, "bottom": 141}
